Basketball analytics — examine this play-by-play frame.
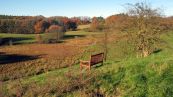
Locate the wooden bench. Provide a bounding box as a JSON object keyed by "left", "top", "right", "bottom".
{"left": 80, "top": 53, "right": 104, "bottom": 70}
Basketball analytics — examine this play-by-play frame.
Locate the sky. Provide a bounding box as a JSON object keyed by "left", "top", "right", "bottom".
{"left": 0, "top": 0, "right": 173, "bottom": 18}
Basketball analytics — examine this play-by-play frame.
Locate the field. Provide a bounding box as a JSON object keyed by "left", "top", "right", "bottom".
{"left": 1, "top": 26, "right": 173, "bottom": 97}
{"left": 0, "top": 29, "right": 104, "bottom": 80}
{"left": 1, "top": 0, "right": 173, "bottom": 96}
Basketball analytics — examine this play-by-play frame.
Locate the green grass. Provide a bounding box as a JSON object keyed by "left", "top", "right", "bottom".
{"left": 0, "top": 33, "right": 36, "bottom": 44}
{"left": 0, "top": 30, "right": 101, "bottom": 45}
{"left": 65, "top": 30, "right": 102, "bottom": 36}
{"left": 84, "top": 32, "right": 173, "bottom": 97}
{"left": 1, "top": 31, "right": 173, "bottom": 97}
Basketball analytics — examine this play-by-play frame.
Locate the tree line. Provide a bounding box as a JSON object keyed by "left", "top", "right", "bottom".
{"left": 90, "top": 14, "right": 173, "bottom": 32}
{"left": 0, "top": 15, "right": 91, "bottom": 34}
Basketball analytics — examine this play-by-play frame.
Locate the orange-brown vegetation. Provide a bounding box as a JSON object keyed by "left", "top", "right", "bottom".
{"left": 0, "top": 31, "right": 124, "bottom": 81}
{"left": 90, "top": 17, "right": 99, "bottom": 31}
{"left": 90, "top": 17, "right": 105, "bottom": 31}
{"left": 0, "top": 15, "right": 90, "bottom": 34}
{"left": 0, "top": 44, "right": 83, "bottom": 81}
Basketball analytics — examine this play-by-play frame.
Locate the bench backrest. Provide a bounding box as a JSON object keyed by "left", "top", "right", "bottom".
{"left": 90, "top": 53, "right": 104, "bottom": 66}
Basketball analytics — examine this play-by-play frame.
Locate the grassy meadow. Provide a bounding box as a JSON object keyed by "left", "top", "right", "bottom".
{"left": 1, "top": 0, "right": 173, "bottom": 97}
{"left": 1, "top": 24, "right": 173, "bottom": 97}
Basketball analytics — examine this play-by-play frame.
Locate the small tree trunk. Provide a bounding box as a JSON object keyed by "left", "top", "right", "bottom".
{"left": 103, "top": 31, "right": 108, "bottom": 62}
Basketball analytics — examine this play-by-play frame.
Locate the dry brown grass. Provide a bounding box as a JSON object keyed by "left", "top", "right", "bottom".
{"left": 78, "top": 24, "right": 90, "bottom": 30}
{"left": 0, "top": 43, "right": 84, "bottom": 81}
{"left": 0, "top": 32, "right": 124, "bottom": 81}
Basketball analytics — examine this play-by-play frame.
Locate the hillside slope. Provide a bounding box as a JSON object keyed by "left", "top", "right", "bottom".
{"left": 1, "top": 32, "right": 173, "bottom": 97}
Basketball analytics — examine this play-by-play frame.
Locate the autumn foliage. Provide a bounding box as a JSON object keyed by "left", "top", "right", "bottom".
{"left": 105, "top": 14, "right": 132, "bottom": 32}
{"left": 42, "top": 25, "right": 65, "bottom": 43}
{"left": 90, "top": 17, "right": 105, "bottom": 31}
{"left": 0, "top": 15, "right": 83, "bottom": 34}
{"left": 46, "top": 25, "right": 62, "bottom": 33}
{"left": 105, "top": 15, "right": 118, "bottom": 27}
{"left": 34, "top": 20, "right": 50, "bottom": 34}
{"left": 90, "top": 17, "right": 99, "bottom": 31}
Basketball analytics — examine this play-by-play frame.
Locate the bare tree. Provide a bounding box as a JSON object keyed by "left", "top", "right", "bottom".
{"left": 126, "top": 2, "right": 163, "bottom": 57}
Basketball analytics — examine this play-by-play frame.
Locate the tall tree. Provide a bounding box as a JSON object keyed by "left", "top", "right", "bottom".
{"left": 126, "top": 2, "right": 163, "bottom": 57}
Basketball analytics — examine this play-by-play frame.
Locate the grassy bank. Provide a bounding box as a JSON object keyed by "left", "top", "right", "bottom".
{"left": 1, "top": 31, "right": 173, "bottom": 97}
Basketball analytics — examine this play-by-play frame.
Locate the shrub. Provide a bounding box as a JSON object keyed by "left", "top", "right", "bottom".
{"left": 105, "top": 14, "right": 130, "bottom": 32}
{"left": 66, "top": 21, "right": 77, "bottom": 31}
{"left": 90, "top": 17, "right": 105, "bottom": 32}
{"left": 42, "top": 25, "right": 65, "bottom": 43}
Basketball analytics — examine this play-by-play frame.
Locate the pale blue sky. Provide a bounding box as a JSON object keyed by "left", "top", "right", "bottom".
{"left": 0, "top": 0, "right": 173, "bottom": 17}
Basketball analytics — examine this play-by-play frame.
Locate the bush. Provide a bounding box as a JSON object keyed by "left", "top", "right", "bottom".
{"left": 66, "top": 21, "right": 77, "bottom": 31}
{"left": 42, "top": 32, "right": 60, "bottom": 43}
{"left": 42, "top": 25, "right": 65, "bottom": 43}
{"left": 90, "top": 17, "right": 105, "bottom": 32}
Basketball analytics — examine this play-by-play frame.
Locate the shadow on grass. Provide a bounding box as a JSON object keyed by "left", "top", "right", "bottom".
{"left": 94, "top": 63, "right": 103, "bottom": 69}
{"left": 0, "top": 37, "right": 34, "bottom": 45}
{"left": 41, "top": 35, "right": 85, "bottom": 44}
{"left": 64, "top": 35, "right": 86, "bottom": 40}
{"left": 153, "top": 49, "right": 162, "bottom": 54}
{"left": 0, "top": 53, "right": 43, "bottom": 65}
